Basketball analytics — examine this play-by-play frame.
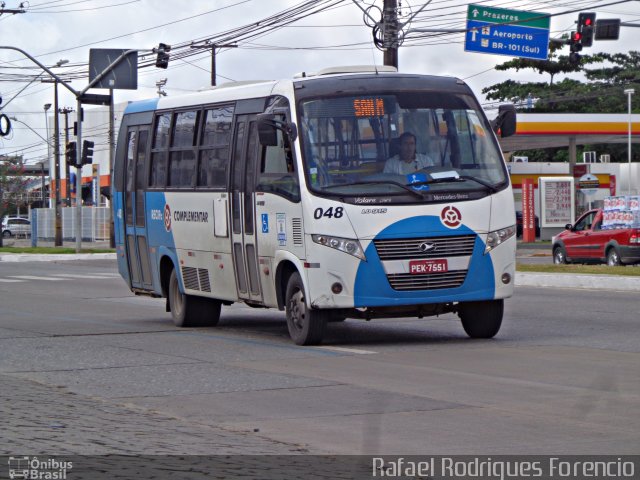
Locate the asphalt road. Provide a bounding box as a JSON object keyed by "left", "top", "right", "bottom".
{"left": 1, "top": 259, "right": 638, "bottom": 461}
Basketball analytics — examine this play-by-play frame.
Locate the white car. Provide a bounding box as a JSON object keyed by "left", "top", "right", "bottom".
{"left": 2, "top": 217, "right": 31, "bottom": 238}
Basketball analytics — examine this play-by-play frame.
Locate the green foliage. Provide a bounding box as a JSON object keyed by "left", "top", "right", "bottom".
{"left": 484, "top": 51, "right": 639, "bottom": 114}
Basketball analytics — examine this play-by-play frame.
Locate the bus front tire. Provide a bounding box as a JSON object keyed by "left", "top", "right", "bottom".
{"left": 458, "top": 299, "right": 503, "bottom": 339}
{"left": 285, "top": 272, "right": 327, "bottom": 346}
{"left": 168, "top": 269, "right": 221, "bottom": 328}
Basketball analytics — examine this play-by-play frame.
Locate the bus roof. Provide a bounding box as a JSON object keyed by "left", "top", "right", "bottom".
{"left": 122, "top": 68, "right": 469, "bottom": 116}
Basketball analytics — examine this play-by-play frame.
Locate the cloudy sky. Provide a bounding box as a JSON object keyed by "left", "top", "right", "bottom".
{"left": 1, "top": 0, "right": 639, "bottom": 165}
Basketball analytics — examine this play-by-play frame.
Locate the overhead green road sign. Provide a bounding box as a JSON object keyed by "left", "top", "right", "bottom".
{"left": 465, "top": 4, "right": 550, "bottom": 60}
{"left": 467, "top": 5, "right": 550, "bottom": 29}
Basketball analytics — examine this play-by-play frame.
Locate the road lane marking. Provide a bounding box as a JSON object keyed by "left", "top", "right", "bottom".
{"left": 10, "top": 275, "right": 70, "bottom": 281}
{"left": 316, "top": 346, "right": 377, "bottom": 355}
{"left": 52, "top": 274, "right": 115, "bottom": 279}
{"left": 0, "top": 278, "right": 24, "bottom": 283}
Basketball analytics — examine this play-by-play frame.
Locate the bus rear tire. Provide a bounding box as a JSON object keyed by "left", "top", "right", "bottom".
{"left": 458, "top": 299, "right": 503, "bottom": 339}
{"left": 285, "top": 272, "right": 327, "bottom": 346}
{"left": 169, "top": 269, "right": 221, "bottom": 328}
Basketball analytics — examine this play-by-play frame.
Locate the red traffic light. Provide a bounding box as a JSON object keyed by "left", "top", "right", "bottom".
{"left": 571, "top": 31, "right": 582, "bottom": 41}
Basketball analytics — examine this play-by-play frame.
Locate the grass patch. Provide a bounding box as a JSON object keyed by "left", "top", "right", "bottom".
{"left": 517, "top": 263, "right": 640, "bottom": 277}
{"left": 0, "top": 246, "right": 114, "bottom": 254}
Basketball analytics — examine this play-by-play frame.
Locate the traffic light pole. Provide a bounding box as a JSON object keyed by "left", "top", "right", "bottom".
{"left": 1, "top": 45, "right": 145, "bottom": 252}
{"left": 75, "top": 97, "right": 83, "bottom": 253}
{"left": 74, "top": 48, "right": 139, "bottom": 253}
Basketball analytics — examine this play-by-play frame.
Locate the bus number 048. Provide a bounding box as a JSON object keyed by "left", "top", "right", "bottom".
{"left": 313, "top": 207, "right": 344, "bottom": 219}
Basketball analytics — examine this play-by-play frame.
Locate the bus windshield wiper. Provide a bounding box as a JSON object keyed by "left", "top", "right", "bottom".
{"left": 322, "top": 181, "right": 426, "bottom": 199}
{"left": 408, "top": 175, "right": 498, "bottom": 193}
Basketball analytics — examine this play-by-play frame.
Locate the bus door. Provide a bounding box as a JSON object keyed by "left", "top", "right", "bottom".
{"left": 123, "top": 126, "right": 153, "bottom": 290}
{"left": 230, "top": 115, "right": 263, "bottom": 303}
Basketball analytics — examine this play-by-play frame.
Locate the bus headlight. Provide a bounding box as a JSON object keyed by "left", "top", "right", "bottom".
{"left": 311, "top": 234, "right": 366, "bottom": 260}
{"left": 484, "top": 225, "right": 516, "bottom": 254}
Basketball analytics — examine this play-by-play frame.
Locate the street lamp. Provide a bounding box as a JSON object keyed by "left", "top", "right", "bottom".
{"left": 43, "top": 103, "right": 52, "bottom": 207}
{"left": 624, "top": 88, "right": 635, "bottom": 194}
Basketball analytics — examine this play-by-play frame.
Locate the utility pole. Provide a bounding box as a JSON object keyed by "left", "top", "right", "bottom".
{"left": 383, "top": 0, "right": 398, "bottom": 68}
{"left": 42, "top": 59, "right": 69, "bottom": 246}
{"left": 190, "top": 43, "right": 237, "bottom": 86}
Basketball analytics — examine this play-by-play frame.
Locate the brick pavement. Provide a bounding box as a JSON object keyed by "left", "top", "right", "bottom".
{"left": 1, "top": 373, "right": 305, "bottom": 456}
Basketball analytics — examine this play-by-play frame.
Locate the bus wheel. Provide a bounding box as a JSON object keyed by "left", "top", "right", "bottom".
{"left": 458, "top": 300, "right": 503, "bottom": 339}
{"left": 285, "top": 272, "right": 327, "bottom": 345}
{"left": 168, "top": 269, "right": 221, "bottom": 327}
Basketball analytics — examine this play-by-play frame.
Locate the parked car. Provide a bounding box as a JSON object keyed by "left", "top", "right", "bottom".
{"left": 515, "top": 211, "right": 540, "bottom": 238}
{"left": 551, "top": 208, "right": 640, "bottom": 266}
{"left": 1, "top": 217, "right": 31, "bottom": 238}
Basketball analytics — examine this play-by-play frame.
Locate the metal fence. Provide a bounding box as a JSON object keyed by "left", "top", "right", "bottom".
{"left": 33, "top": 207, "right": 111, "bottom": 242}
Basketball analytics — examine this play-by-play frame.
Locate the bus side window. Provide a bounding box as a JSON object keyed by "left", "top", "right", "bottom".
{"left": 256, "top": 129, "right": 300, "bottom": 201}
{"left": 168, "top": 110, "right": 198, "bottom": 188}
{"left": 149, "top": 113, "right": 170, "bottom": 187}
{"left": 198, "top": 105, "right": 234, "bottom": 188}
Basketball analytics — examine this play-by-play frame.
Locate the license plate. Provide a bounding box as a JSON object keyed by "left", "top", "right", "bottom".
{"left": 409, "top": 259, "right": 448, "bottom": 274}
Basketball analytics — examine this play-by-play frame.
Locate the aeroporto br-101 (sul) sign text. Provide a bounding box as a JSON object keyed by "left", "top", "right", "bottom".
{"left": 465, "top": 4, "right": 550, "bottom": 60}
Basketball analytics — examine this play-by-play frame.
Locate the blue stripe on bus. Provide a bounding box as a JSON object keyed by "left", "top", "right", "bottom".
{"left": 124, "top": 98, "right": 160, "bottom": 114}
{"left": 353, "top": 216, "right": 495, "bottom": 307}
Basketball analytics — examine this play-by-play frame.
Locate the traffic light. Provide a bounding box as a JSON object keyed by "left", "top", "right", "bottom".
{"left": 155, "top": 43, "right": 171, "bottom": 69}
{"left": 65, "top": 141, "right": 77, "bottom": 168}
{"left": 81, "top": 140, "right": 94, "bottom": 165}
{"left": 577, "top": 12, "right": 596, "bottom": 47}
{"left": 568, "top": 31, "right": 583, "bottom": 64}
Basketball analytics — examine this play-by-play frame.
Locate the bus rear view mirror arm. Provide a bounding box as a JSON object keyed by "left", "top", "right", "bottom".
{"left": 257, "top": 114, "right": 298, "bottom": 145}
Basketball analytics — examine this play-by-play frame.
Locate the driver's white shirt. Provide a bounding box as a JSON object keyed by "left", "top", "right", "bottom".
{"left": 383, "top": 153, "right": 434, "bottom": 175}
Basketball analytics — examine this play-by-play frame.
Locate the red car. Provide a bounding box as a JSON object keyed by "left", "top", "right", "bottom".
{"left": 552, "top": 209, "right": 640, "bottom": 266}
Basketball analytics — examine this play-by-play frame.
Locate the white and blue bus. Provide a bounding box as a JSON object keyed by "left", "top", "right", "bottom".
{"left": 113, "top": 66, "right": 517, "bottom": 345}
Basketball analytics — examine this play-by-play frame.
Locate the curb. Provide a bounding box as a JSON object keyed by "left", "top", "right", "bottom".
{"left": 0, "top": 253, "right": 116, "bottom": 262}
{"left": 516, "top": 272, "right": 640, "bottom": 292}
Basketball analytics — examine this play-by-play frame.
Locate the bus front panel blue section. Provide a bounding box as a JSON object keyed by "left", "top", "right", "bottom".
{"left": 353, "top": 215, "right": 495, "bottom": 307}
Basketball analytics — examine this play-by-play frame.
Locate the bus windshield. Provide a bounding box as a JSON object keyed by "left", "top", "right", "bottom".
{"left": 298, "top": 92, "right": 508, "bottom": 199}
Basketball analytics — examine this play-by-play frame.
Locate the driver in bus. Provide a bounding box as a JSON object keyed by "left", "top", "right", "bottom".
{"left": 383, "top": 131, "right": 435, "bottom": 175}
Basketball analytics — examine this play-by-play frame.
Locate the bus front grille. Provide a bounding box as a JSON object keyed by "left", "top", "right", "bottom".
{"left": 373, "top": 234, "right": 476, "bottom": 260}
{"left": 373, "top": 234, "right": 476, "bottom": 291}
{"left": 386, "top": 271, "right": 467, "bottom": 291}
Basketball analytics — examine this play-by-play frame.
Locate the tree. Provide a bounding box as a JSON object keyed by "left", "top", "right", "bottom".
{"left": 0, "top": 154, "right": 30, "bottom": 217}
{"left": 482, "top": 46, "right": 640, "bottom": 162}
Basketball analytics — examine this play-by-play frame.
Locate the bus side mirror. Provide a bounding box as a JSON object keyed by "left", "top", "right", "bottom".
{"left": 491, "top": 104, "right": 517, "bottom": 138}
{"left": 257, "top": 114, "right": 298, "bottom": 146}
{"left": 258, "top": 115, "right": 279, "bottom": 146}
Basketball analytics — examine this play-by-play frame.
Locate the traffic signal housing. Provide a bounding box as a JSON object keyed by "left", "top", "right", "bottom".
{"left": 577, "top": 12, "right": 596, "bottom": 47}
{"left": 155, "top": 43, "right": 171, "bottom": 69}
{"left": 569, "top": 31, "right": 582, "bottom": 64}
{"left": 81, "top": 140, "right": 94, "bottom": 166}
{"left": 65, "top": 141, "right": 77, "bottom": 168}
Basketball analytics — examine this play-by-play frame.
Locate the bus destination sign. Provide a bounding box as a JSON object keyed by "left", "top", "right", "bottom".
{"left": 464, "top": 4, "right": 550, "bottom": 61}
